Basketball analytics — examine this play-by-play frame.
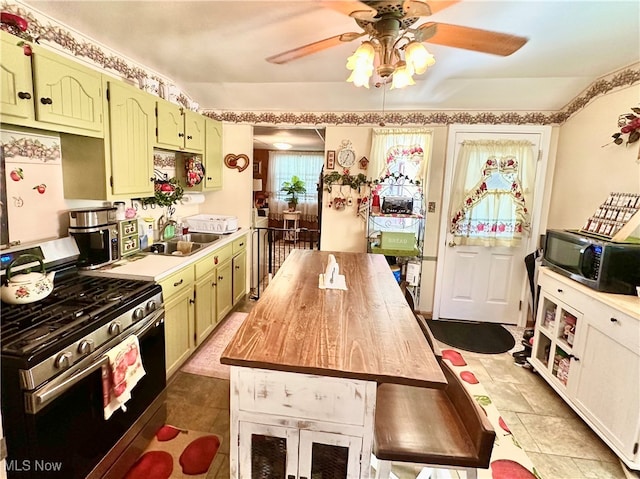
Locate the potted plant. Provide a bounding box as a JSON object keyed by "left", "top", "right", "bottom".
{"left": 281, "top": 175, "right": 306, "bottom": 211}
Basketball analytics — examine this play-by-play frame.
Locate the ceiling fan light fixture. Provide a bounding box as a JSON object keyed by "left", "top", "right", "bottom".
{"left": 346, "top": 41, "right": 375, "bottom": 87}
{"left": 273, "top": 142, "right": 293, "bottom": 150}
{"left": 390, "top": 61, "right": 416, "bottom": 89}
{"left": 405, "top": 41, "right": 435, "bottom": 75}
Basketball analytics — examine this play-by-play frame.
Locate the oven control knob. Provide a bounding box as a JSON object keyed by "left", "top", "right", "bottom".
{"left": 133, "top": 308, "right": 145, "bottom": 321}
{"left": 146, "top": 300, "right": 157, "bottom": 313}
{"left": 54, "top": 352, "right": 73, "bottom": 369}
{"left": 108, "top": 321, "right": 121, "bottom": 336}
{"left": 77, "top": 339, "right": 94, "bottom": 355}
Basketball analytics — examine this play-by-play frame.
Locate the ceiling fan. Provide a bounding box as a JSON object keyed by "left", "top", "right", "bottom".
{"left": 266, "top": 0, "right": 528, "bottom": 85}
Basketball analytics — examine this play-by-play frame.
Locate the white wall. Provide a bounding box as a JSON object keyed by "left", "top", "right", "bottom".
{"left": 200, "top": 123, "right": 253, "bottom": 231}
{"left": 321, "top": 127, "right": 373, "bottom": 252}
{"left": 549, "top": 86, "right": 640, "bottom": 230}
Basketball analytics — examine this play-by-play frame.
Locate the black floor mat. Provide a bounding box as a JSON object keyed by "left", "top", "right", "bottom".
{"left": 427, "top": 319, "right": 516, "bottom": 354}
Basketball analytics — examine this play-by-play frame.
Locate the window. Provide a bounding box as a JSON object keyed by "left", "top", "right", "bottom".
{"left": 369, "top": 128, "right": 432, "bottom": 182}
{"left": 266, "top": 151, "right": 324, "bottom": 220}
{"left": 449, "top": 140, "right": 536, "bottom": 246}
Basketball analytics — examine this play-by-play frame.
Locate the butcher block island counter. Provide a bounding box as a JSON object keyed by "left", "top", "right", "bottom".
{"left": 221, "top": 250, "right": 446, "bottom": 479}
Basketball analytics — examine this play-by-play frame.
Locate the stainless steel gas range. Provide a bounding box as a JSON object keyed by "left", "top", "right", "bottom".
{"left": 1, "top": 238, "right": 166, "bottom": 479}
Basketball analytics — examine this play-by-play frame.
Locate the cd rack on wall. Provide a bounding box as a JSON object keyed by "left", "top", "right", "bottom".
{"left": 580, "top": 192, "right": 640, "bottom": 242}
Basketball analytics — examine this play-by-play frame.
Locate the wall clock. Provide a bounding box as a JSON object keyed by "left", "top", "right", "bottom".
{"left": 337, "top": 140, "right": 356, "bottom": 168}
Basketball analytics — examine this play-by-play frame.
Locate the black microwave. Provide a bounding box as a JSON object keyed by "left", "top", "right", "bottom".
{"left": 542, "top": 229, "right": 640, "bottom": 295}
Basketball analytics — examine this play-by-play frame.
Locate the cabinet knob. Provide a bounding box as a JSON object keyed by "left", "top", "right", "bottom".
{"left": 187, "top": 135, "right": 192, "bottom": 140}
{"left": 557, "top": 288, "right": 563, "bottom": 293}
{"left": 189, "top": 298, "right": 195, "bottom": 304}
{"left": 218, "top": 275, "right": 224, "bottom": 280}
{"left": 150, "top": 177, "right": 155, "bottom": 182}
{"left": 206, "top": 177, "right": 212, "bottom": 180}
{"left": 212, "top": 282, "right": 217, "bottom": 287}
{"left": 18, "top": 91, "right": 31, "bottom": 100}
{"left": 40, "top": 97, "right": 53, "bottom": 105}
{"left": 610, "top": 317, "right": 618, "bottom": 323}
{"left": 178, "top": 133, "right": 184, "bottom": 138}
{"left": 569, "top": 354, "right": 580, "bottom": 361}
{"left": 235, "top": 265, "right": 240, "bottom": 270}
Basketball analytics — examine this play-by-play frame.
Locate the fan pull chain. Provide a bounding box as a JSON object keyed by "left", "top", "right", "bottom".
{"left": 380, "top": 82, "right": 387, "bottom": 127}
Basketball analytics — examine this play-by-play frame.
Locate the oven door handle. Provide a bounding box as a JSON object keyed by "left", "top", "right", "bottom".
{"left": 26, "top": 355, "right": 110, "bottom": 414}
{"left": 25, "top": 310, "right": 164, "bottom": 414}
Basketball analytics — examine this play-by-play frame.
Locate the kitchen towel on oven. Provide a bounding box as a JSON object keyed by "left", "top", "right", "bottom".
{"left": 103, "top": 334, "right": 146, "bottom": 420}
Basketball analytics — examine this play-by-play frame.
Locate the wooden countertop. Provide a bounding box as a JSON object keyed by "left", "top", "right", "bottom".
{"left": 221, "top": 250, "right": 447, "bottom": 389}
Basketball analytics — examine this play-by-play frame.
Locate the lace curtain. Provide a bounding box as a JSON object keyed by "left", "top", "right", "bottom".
{"left": 370, "top": 128, "right": 432, "bottom": 181}
{"left": 265, "top": 150, "right": 323, "bottom": 221}
{"left": 449, "top": 140, "right": 535, "bottom": 247}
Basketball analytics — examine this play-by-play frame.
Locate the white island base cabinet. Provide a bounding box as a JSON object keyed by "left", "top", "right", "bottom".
{"left": 529, "top": 268, "right": 640, "bottom": 471}
{"left": 230, "top": 367, "right": 376, "bottom": 479}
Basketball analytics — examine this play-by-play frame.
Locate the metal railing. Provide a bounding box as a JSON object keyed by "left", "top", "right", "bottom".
{"left": 252, "top": 226, "right": 320, "bottom": 299}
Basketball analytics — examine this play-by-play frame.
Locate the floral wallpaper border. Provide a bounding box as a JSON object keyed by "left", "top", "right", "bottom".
{"left": 3, "top": 1, "right": 639, "bottom": 127}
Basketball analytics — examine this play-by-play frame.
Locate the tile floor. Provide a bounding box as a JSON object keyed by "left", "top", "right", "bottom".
{"left": 164, "top": 299, "right": 637, "bottom": 479}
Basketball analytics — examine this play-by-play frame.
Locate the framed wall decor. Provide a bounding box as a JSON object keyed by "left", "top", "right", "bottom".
{"left": 326, "top": 150, "right": 336, "bottom": 169}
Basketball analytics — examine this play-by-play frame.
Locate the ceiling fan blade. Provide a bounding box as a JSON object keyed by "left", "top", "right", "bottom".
{"left": 316, "top": 1, "right": 378, "bottom": 21}
{"left": 425, "top": 1, "right": 460, "bottom": 15}
{"left": 418, "top": 22, "right": 528, "bottom": 56}
{"left": 266, "top": 33, "right": 361, "bottom": 65}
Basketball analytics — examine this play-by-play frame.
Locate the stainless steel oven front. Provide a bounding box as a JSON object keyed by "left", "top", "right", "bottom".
{"left": 4, "top": 310, "right": 166, "bottom": 479}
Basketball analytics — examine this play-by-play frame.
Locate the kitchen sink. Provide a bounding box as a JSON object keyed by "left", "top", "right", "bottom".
{"left": 142, "top": 241, "right": 204, "bottom": 256}
{"left": 184, "top": 232, "right": 221, "bottom": 244}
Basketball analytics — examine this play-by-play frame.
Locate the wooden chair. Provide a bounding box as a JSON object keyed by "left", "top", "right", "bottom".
{"left": 372, "top": 317, "right": 495, "bottom": 479}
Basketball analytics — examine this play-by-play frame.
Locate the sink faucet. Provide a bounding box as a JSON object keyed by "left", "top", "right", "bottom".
{"left": 159, "top": 219, "right": 178, "bottom": 241}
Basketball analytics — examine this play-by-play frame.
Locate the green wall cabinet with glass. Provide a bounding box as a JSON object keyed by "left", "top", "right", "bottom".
{"left": 0, "top": 31, "right": 104, "bottom": 137}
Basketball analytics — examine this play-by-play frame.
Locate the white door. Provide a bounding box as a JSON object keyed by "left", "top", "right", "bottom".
{"left": 434, "top": 125, "right": 551, "bottom": 324}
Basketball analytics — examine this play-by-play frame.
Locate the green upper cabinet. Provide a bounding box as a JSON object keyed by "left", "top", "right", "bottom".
{"left": 155, "top": 99, "right": 205, "bottom": 153}
{"left": 31, "top": 46, "right": 103, "bottom": 134}
{"left": 107, "top": 80, "right": 155, "bottom": 197}
{"left": 156, "top": 99, "right": 184, "bottom": 150}
{"left": 0, "top": 31, "right": 103, "bottom": 137}
{"left": 204, "top": 117, "right": 223, "bottom": 190}
{"left": 0, "top": 31, "right": 35, "bottom": 122}
{"left": 183, "top": 109, "right": 205, "bottom": 153}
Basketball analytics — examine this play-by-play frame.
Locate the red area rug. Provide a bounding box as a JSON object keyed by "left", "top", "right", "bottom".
{"left": 124, "top": 425, "right": 222, "bottom": 479}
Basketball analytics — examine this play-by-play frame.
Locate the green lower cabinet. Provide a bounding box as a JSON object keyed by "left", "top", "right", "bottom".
{"left": 216, "top": 260, "right": 233, "bottom": 322}
{"left": 194, "top": 269, "right": 217, "bottom": 345}
{"left": 163, "top": 287, "right": 195, "bottom": 378}
{"left": 233, "top": 249, "right": 247, "bottom": 305}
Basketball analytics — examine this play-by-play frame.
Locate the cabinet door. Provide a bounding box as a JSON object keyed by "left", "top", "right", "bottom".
{"left": 299, "top": 430, "right": 362, "bottom": 479}
{"left": 32, "top": 46, "right": 103, "bottom": 134}
{"left": 204, "top": 118, "right": 223, "bottom": 190}
{"left": 0, "top": 32, "right": 34, "bottom": 122}
{"left": 233, "top": 249, "right": 247, "bottom": 305}
{"left": 164, "top": 287, "right": 195, "bottom": 378}
{"left": 156, "top": 99, "right": 184, "bottom": 149}
{"left": 107, "top": 80, "right": 155, "bottom": 196}
{"left": 239, "top": 422, "right": 299, "bottom": 479}
{"left": 216, "top": 260, "right": 233, "bottom": 321}
{"left": 194, "top": 270, "right": 217, "bottom": 345}
{"left": 184, "top": 109, "right": 205, "bottom": 153}
{"left": 571, "top": 311, "right": 640, "bottom": 458}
